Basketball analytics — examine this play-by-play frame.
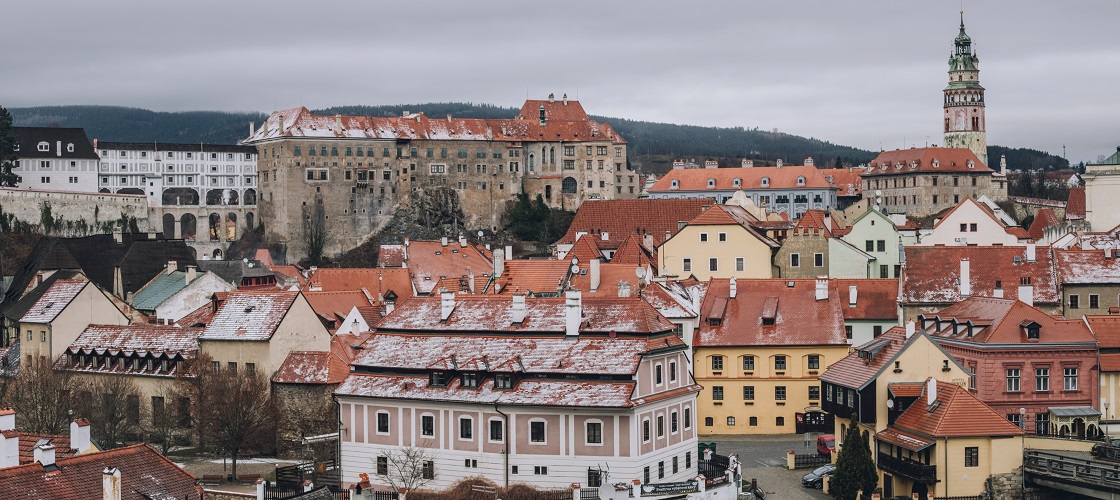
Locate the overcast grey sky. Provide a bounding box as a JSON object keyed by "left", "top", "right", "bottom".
{"left": 3, "top": 1, "right": 1118, "bottom": 162}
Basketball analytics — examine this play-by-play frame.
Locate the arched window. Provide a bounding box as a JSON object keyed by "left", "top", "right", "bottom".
{"left": 732, "top": 178, "right": 741, "bottom": 188}
{"left": 797, "top": 176, "right": 805, "bottom": 186}
{"left": 760, "top": 177, "right": 770, "bottom": 187}
{"left": 561, "top": 177, "right": 577, "bottom": 194}
{"left": 37, "top": 142, "right": 50, "bottom": 152}
{"left": 528, "top": 154, "right": 535, "bottom": 170}
{"left": 549, "top": 147, "right": 555, "bottom": 164}
{"left": 706, "top": 178, "right": 716, "bottom": 188}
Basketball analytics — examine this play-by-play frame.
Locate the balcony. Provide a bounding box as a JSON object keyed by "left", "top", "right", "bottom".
{"left": 877, "top": 452, "right": 937, "bottom": 484}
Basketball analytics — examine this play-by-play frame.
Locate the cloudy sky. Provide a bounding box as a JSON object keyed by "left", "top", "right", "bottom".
{"left": 3, "top": 1, "right": 1118, "bottom": 162}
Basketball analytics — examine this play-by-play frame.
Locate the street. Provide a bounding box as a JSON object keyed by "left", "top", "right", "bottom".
{"left": 706, "top": 434, "right": 834, "bottom": 500}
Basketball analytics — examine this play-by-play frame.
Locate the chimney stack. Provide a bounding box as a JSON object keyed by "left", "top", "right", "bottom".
{"left": 441, "top": 236, "right": 448, "bottom": 247}
{"left": 493, "top": 248, "right": 505, "bottom": 278}
{"left": 185, "top": 265, "right": 197, "bottom": 283}
{"left": 776, "top": 159, "right": 783, "bottom": 169}
{"left": 742, "top": 159, "right": 754, "bottom": 168}
{"left": 1026, "top": 242, "right": 1036, "bottom": 262}
{"left": 505, "top": 245, "right": 513, "bottom": 260}
{"left": 440, "top": 292, "right": 455, "bottom": 321}
{"left": 166, "top": 261, "right": 177, "bottom": 275}
{"left": 334, "top": 114, "right": 342, "bottom": 134}
{"left": 565, "top": 290, "right": 582, "bottom": 337}
{"left": 905, "top": 320, "right": 915, "bottom": 339}
{"left": 249, "top": 121, "right": 255, "bottom": 137}
{"left": 467, "top": 267, "right": 476, "bottom": 294}
{"left": 643, "top": 232, "right": 655, "bottom": 252}
{"left": 1018, "top": 281, "right": 1034, "bottom": 307}
{"left": 278, "top": 114, "right": 284, "bottom": 133}
{"left": 589, "top": 258, "right": 601, "bottom": 292}
{"left": 926, "top": 378, "right": 937, "bottom": 406}
{"left": 459, "top": 236, "right": 467, "bottom": 248}
{"left": 103, "top": 467, "right": 122, "bottom": 500}
{"left": 1, "top": 408, "right": 16, "bottom": 469}
{"left": 511, "top": 294, "right": 527, "bottom": 324}
{"left": 815, "top": 278, "right": 829, "bottom": 301}
{"left": 959, "top": 259, "right": 971, "bottom": 297}
{"left": 71, "top": 418, "right": 92, "bottom": 454}
{"left": 804, "top": 156, "right": 814, "bottom": 166}
{"left": 0, "top": 408, "right": 13, "bottom": 432}
{"left": 34, "top": 443, "right": 56, "bottom": 467}
{"left": 729, "top": 278, "right": 737, "bottom": 299}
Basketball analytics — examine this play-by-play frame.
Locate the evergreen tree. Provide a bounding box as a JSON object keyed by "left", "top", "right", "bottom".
{"left": 0, "top": 106, "right": 20, "bottom": 187}
{"left": 831, "top": 421, "right": 878, "bottom": 500}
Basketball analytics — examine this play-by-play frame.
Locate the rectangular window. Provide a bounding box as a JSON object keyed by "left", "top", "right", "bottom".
{"left": 774, "top": 356, "right": 787, "bottom": 370}
{"left": 127, "top": 395, "right": 140, "bottom": 424}
{"left": 1036, "top": 367, "right": 1050, "bottom": 392}
{"left": 960, "top": 223, "right": 968, "bottom": 232}
{"left": 422, "top": 461, "right": 434, "bottom": 480}
{"left": 643, "top": 419, "right": 651, "bottom": 441}
{"left": 1006, "top": 368, "right": 1021, "bottom": 392}
{"left": 809, "top": 386, "right": 820, "bottom": 400}
{"left": 865, "top": 240, "right": 874, "bottom": 252}
{"left": 726, "top": 416, "right": 736, "bottom": 426}
{"left": 845, "top": 326, "right": 853, "bottom": 340}
{"left": 775, "top": 386, "right": 787, "bottom": 400}
{"left": 709, "top": 258, "right": 718, "bottom": 272}
{"left": 586, "top": 421, "right": 602, "bottom": 444}
{"left": 735, "top": 257, "right": 744, "bottom": 272}
{"left": 657, "top": 415, "right": 665, "bottom": 437}
{"left": 965, "top": 447, "right": 979, "bottom": 467}
{"left": 682, "top": 258, "right": 691, "bottom": 272}
{"left": 671, "top": 411, "right": 678, "bottom": 433}
{"left": 421, "top": 415, "right": 434, "bottom": 436}
{"left": 376, "top": 456, "right": 388, "bottom": 475}
{"left": 718, "top": 232, "right": 727, "bottom": 242}
{"left": 808, "top": 355, "right": 820, "bottom": 370}
{"left": 743, "top": 356, "right": 755, "bottom": 371}
{"left": 459, "top": 418, "right": 472, "bottom": 439}
{"left": 712, "top": 386, "right": 724, "bottom": 401}
{"left": 490, "top": 419, "right": 504, "bottom": 442}
{"left": 743, "top": 386, "right": 754, "bottom": 400}
{"left": 874, "top": 325, "right": 883, "bottom": 337}
{"left": 530, "top": 421, "right": 545, "bottom": 443}
{"left": 700, "top": 232, "right": 708, "bottom": 242}
{"left": 684, "top": 407, "right": 692, "bottom": 429}
{"left": 1064, "top": 367, "right": 1078, "bottom": 391}
{"left": 790, "top": 254, "right": 800, "bottom": 267}
{"left": 814, "top": 253, "right": 824, "bottom": 267}
{"left": 1090, "top": 294, "right": 1100, "bottom": 309}
{"left": 535, "top": 466, "right": 548, "bottom": 475}
{"left": 712, "top": 356, "right": 724, "bottom": 371}
{"left": 377, "top": 412, "right": 389, "bottom": 433}
{"left": 669, "top": 361, "right": 677, "bottom": 382}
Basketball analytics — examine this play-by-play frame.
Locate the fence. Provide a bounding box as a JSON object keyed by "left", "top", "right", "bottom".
{"left": 699, "top": 452, "right": 731, "bottom": 479}
{"left": 792, "top": 453, "right": 831, "bottom": 469}
{"left": 932, "top": 496, "right": 984, "bottom": 500}
{"left": 275, "top": 460, "right": 340, "bottom": 493}
{"left": 579, "top": 488, "right": 602, "bottom": 500}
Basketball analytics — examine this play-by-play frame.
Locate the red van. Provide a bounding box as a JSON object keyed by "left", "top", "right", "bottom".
{"left": 817, "top": 434, "right": 836, "bottom": 456}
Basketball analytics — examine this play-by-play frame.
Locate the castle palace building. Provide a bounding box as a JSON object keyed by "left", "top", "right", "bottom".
{"left": 243, "top": 95, "right": 635, "bottom": 261}
{"left": 943, "top": 14, "right": 987, "bottom": 166}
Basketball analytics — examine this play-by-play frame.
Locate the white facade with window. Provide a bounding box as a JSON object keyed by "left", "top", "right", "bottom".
{"left": 11, "top": 128, "right": 100, "bottom": 192}
{"left": 94, "top": 142, "right": 257, "bottom": 208}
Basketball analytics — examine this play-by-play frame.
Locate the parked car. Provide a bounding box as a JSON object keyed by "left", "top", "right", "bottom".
{"left": 816, "top": 434, "right": 836, "bottom": 456}
{"left": 801, "top": 464, "right": 837, "bottom": 489}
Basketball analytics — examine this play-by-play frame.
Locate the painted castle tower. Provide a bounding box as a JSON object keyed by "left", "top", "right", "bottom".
{"left": 942, "top": 13, "right": 988, "bottom": 166}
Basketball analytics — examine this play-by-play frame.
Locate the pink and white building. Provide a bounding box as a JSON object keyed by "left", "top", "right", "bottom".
{"left": 335, "top": 290, "right": 701, "bottom": 490}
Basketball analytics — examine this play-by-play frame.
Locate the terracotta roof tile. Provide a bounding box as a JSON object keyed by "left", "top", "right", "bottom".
{"left": 336, "top": 374, "right": 640, "bottom": 408}
{"left": 200, "top": 291, "right": 299, "bottom": 341}
{"left": 832, "top": 279, "right": 898, "bottom": 320}
{"left": 923, "top": 297, "right": 1095, "bottom": 344}
{"left": 377, "top": 245, "right": 406, "bottom": 267}
{"left": 864, "top": 148, "right": 990, "bottom": 176}
{"left": 1084, "top": 315, "right": 1120, "bottom": 349}
{"left": 19, "top": 280, "right": 88, "bottom": 324}
{"left": 306, "top": 267, "right": 415, "bottom": 298}
{"left": 888, "top": 383, "right": 925, "bottom": 398}
{"left": 610, "top": 233, "right": 657, "bottom": 271}
{"left": 875, "top": 427, "right": 933, "bottom": 451}
{"left": 16, "top": 433, "right": 78, "bottom": 465}
{"left": 174, "top": 298, "right": 218, "bottom": 327}
{"left": 650, "top": 165, "right": 833, "bottom": 192}
{"left": 891, "top": 380, "right": 1024, "bottom": 438}
{"left": 556, "top": 198, "right": 714, "bottom": 250}
{"left": 304, "top": 290, "right": 374, "bottom": 326}
{"left": 273, "top": 350, "right": 350, "bottom": 385}
{"left": 389, "top": 241, "right": 492, "bottom": 295}
{"left": 1066, "top": 187, "right": 1086, "bottom": 219}
{"left": 493, "top": 260, "right": 570, "bottom": 295}
{"left": 819, "top": 168, "right": 864, "bottom": 197}
{"left": 0, "top": 443, "right": 201, "bottom": 499}
{"left": 901, "top": 246, "right": 1059, "bottom": 306}
{"left": 1055, "top": 249, "right": 1120, "bottom": 284}
{"left": 1027, "top": 208, "right": 1060, "bottom": 240}
{"left": 684, "top": 205, "right": 779, "bottom": 248}
{"left": 567, "top": 234, "right": 605, "bottom": 264}
{"left": 819, "top": 328, "right": 912, "bottom": 389}
{"left": 695, "top": 279, "right": 847, "bottom": 347}
{"left": 1100, "top": 353, "right": 1120, "bottom": 372}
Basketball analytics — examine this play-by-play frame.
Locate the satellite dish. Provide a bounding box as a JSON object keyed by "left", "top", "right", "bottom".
{"left": 886, "top": 399, "right": 895, "bottom": 409}
{"left": 570, "top": 257, "right": 579, "bottom": 265}
{"left": 635, "top": 267, "right": 646, "bottom": 279}
{"left": 477, "top": 230, "right": 484, "bottom": 238}
{"left": 570, "top": 264, "right": 580, "bottom": 274}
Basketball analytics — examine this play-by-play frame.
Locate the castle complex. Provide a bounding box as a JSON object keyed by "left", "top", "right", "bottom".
{"left": 244, "top": 95, "right": 637, "bottom": 260}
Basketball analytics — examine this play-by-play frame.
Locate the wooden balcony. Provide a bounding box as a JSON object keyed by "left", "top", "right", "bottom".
{"left": 877, "top": 452, "right": 937, "bottom": 484}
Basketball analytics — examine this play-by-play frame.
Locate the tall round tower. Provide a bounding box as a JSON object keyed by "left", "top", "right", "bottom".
{"left": 943, "top": 12, "right": 988, "bottom": 165}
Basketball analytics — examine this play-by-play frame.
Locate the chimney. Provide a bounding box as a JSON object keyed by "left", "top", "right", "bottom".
{"left": 565, "top": 290, "right": 582, "bottom": 337}
{"left": 815, "top": 278, "right": 828, "bottom": 301}
{"left": 1026, "top": 242, "right": 1036, "bottom": 262}
{"left": 601, "top": 231, "right": 609, "bottom": 241}
{"left": 93, "top": 138, "right": 98, "bottom": 149}
{"left": 848, "top": 285, "right": 858, "bottom": 307}
{"left": 34, "top": 443, "right": 56, "bottom": 466}
{"left": 441, "top": 236, "right": 448, "bottom": 247}
{"left": 278, "top": 114, "right": 284, "bottom": 133}
{"left": 729, "top": 278, "right": 737, "bottom": 299}
{"left": 994, "top": 282, "right": 1004, "bottom": 298}
{"left": 334, "top": 114, "right": 342, "bottom": 134}
{"left": 742, "top": 159, "right": 754, "bottom": 168}
{"left": 926, "top": 378, "right": 937, "bottom": 406}
{"left": 185, "top": 265, "right": 197, "bottom": 283}
{"left": 103, "top": 467, "right": 122, "bottom": 500}
{"left": 56, "top": 140, "right": 62, "bottom": 157}
{"left": 776, "top": 159, "right": 783, "bottom": 169}
{"left": 959, "top": 259, "right": 971, "bottom": 297}
{"left": 467, "top": 267, "right": 476, "bottom": 294}
{"left": 493, "top": 248, "right": 505, "bottom": 278}
{"left": 113, "top": 229, "right": 123, "bottom": 244}
{"left": 905, "top": 320, "right": 916, "bottom": 339}
{"left": 643, "top": 232, "right": 655, "bottom": 252}
{"left": 590, "top": 258, "right": 601, "bottom": 292}
{"left": 1018, "top": 282, "right": 1034, "bottom": 307}
{"left": 71, "top": 418, "right": 92, "bottom": 454}
{"left": 166, "top": 260, "right": 177, "bottom": 275}
{"left": 562, "top": 93, "right": 568, "bottom": 105}
{"left": 505, "top": 245, "right": 513, "bottom": 260}
{"left": 249, "top": 121, "right": 255, "bottom": 137}
{"left": 440, "top": 292, "right": 455, "bottom": 321}
{"left": 823, "top": 212, "right": 832, "bottom": 233}
{"left": 0, "top": 408, "right": 13, "bottom": 431}
{"left": 1, "top": 429, "right": 16, "bottom": 468}
{"left": 459, "top": 236, "right": 467, "bottom": 248}
{"left": 1000, "top": 154, "right": 1007, "bottom": 175}
{"left": 511, "top": 294, "right": 527, "bottom": 324}
{"left": 617, "top": 281, "right": 631, "bottom": 298}
{"left": 804, "top": 156, "right": 814, "bottom": 166}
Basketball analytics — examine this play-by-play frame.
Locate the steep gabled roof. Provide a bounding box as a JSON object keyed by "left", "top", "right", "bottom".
{"left": 1055, "top": 249, "right": 1120, "bottom": 284}
{"left": 555, "top": 198, "right": 714, "bottom": 250}
{"left": 610, "top": 233, "right": 657, "bottom": 271}
{"left": 566, "top": 234, "right": 605, "bottom": 264}
{"left": 931, "top": 197, "right": 1027, "bottom": 239}
{"left": 891, "top": 380, "right": 1024, "bottom": 438}
{"left": 819, "top": 327, "right": 966, "bottom": 390}
{"left": 303, "top": 290, "right": 374, "bottom": 327}
{"left": 1, "top": 270, "right": 82, "bottom": 323}
{"left": 391, "top": 241, "right": 491, "bottom": 295}
{"left": 864, "top": 147, "right": 990, "bottom": 176}
{"left": 200, "top": 291, "right": 299, "bottom": 341}
{"left": 819, "top": 167, "right": 864, "bottom": 197}
{"left": 20, "top": 280, "right": 88, "bottom": 324}
{"left": 0, "top": 443, "right": 201, "bottom": 499}
{"left": 682, "top": 205, "right": 779, "bottom": 248}
{"left": 1027, "top": 208, "right": 1061, "bottom": 240}
{"left": 694, "top": 279, "right": 847, "bottom": 348}
{"left": 901, "top": 246, "right": 1059, "bottom": 305}
{"left": 1066, "top": 187, "right": 1086, "bottom": 220}
{"left": 924, "top": 296, "right": 1095, "bottom": 345}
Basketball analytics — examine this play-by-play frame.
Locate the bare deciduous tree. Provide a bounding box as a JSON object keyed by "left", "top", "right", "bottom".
{"left": 72, "top": 374, "right": 144, "bottom": 449}
{"left": 145, "top": 378, "right": 192, "bottom": 454}
{"left": 189, "top": 355, "right": 276, "bottom": 478}
{"left": 374, "top": 444, "right": 438, "bottom": 498}
{"left": 2, "top": 356, "right": 74, "bottom": 434}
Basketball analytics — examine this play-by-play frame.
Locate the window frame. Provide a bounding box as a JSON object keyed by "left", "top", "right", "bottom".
{"left": 488, "top": 418, "right": 504, "bottom": 443}
{"left": 459, "top": 416, "right": 473, "bottom": 440}
{"left": 529, "top": 419, "right": 547, "bottom": 444}
{"left": 420, "top": 414, "right": 435, "bottom": 437}
{"left": 375, "top": 411, "right": 390, "bottom": 435}
{"left": 585, "top": 419, "right": 604, "bottom": 445}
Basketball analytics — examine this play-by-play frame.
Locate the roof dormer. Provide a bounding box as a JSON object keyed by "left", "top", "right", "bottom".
{"left": 706, "top": 178, "right": 716, "bottom": 189}
{"left": 796, "top": 176, "right": 806, "bottom": 186}
{"left": 1019, "top": 320, "right": 1041, "bottom": 341}
{"left": 761, "top": 177, "right": 770, "bottom": 187}
{"left": 670, "top": 179, "right": 679, "bottom": 190}
{"left": 732, "top": 178, "right": 742, "bottom": 188}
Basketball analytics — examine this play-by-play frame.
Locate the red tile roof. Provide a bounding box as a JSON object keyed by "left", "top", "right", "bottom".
{"left": 610, "top": 233, "right": 657, "bottom": 271}
{"left": 517, "top": 98, "right": 592, "bottom": 122}
{"left": 864, "top": 148, "right": 991, "bottom": 177}
{"left": 901, "top": 246, "right": 1059, "bottom": 306}
{"left": 200, "top": 291, "right": 300, "bottom": 341}
{"left": 567, "top": 234, "right": 605, "bottom": 264}
{"left": 56, "top": 324, "right": 204, "bottom": 377}
{"left": 269, "top": 265, "right": 306, "bottom": 287}
{"left": 923, "top": 296, "right": 1095, "bottom": 345}
{"left": 819, "top": 167, "right": 864, "bottom": 197}
{"left": 305, "top": 267, "right": 415, "bottom": 298}
{"left": 1100, "top": 353, "right": 1120, "bottom": 372}
{"left": 931, "top": 197, "right": 1027, "bottom": 239}
{"left": 0, "top": 443, "right": 201, "bottom": 499}
{"left": 649, "top": 165, "right": 833, "bottom": 192}
{"left": 683, "top": 205, "right": 779, "bottom": 248}
{"left": 376, "top": 295, "right": 676, "bottom": 335}
{"left": 555, "top": 198, "right": 714, "bottom": 250}
{"left": 336, "top": 373, "right": 645, "bottom": 408}
{"left": 304, "top": 291, "right": 375, "bottom": 327}
{"left": 1055, "top": 249, "right": 1120, "bottom": 284}
{"left": 1084, "top": 315, "right": 1120, "bottom": 349}
{"left": 273, "top": 350, "right": 351, "bottom": 385}
{"left": 694, "top": 279, "right": 848, "bottom": 347}
{"left": 492, "top": 260, "right": 571, "bottom": 295}
{"left": 832, "top": 279, "right": 898, "bottom": 320}
{"left": 174, "top": 297, "right": 219, "bottom": 327}
{"left": 19, "top": 280, "right": 88, "bottom": 324}
{"left": 888, "top": 383, "right": 925, "bottom": 398}
{"left": 16, "top": 433, "right": 78, "bottom": 465}
{"left": 1027, "top": 208, "right": 1060, "bottom": 240}
{"left": 793, "top": 209, "right": 837, "bottom": 237}
{"left": 393, "top": 241, "right": 492, "bottom": 295}
{"left": 875, "top": 427, "right": 934, "bottom": 451}
{"left": 819, "top": 328, "right": 914, "bottom": 389}
{"left": 377, "top": 244, "right": 406, "bottom": 267}
{"left": 1066, "top": 187, "right": 1086, "bottom": 220}
{"left": 891, "top": 379, "right": 1024, "bottom": 438}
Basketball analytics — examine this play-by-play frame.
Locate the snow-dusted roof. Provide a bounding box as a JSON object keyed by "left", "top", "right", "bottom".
{"left": 19, "top": 280, "right": 88, "bottom": 324}
{"left": 199, "top": 291, "right": 299, "bottom": 341}
{"left": 335, "top": 374, "right": 639, "bottom": 408}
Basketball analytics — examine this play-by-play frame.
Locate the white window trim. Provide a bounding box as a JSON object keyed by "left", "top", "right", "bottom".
{"left": 699, "top": 232, "right": 708, "bottom": 242}
{"left": 790, "top": 253, "right": 800, "bottom": 267}
{"left": 670, "top": 410, "right": 679, "bottom": 435}
{"left": 528, "top": 418, "right": 548, "bottom": 445}
{"left": 585, "top": 419, "right": 605, "bottom": 447}
{"left": 718, "top": 232, "right": 727, "bottom": 242}
{"left": 654, "top": 362, "right": 664, "bottom": 387}
{"left": 375, "top": 410, "right": 391, "bottom": 435}
{"left": 642, "top": 417, "right": 651, "bottom": 443}
{"left": 814, "top": 253, "right": 824, "bottom": 267}
{"left": 487, "top": 417, "right": 505, "bottom": 443}
{"left": 458, "top": 416, "right": 474, "bottom": 441}
{"left": 684, "top": 405, "right": 692, "bottom": 430}
{"left": 420, "top": 413, "right": 435, "bottom": 437}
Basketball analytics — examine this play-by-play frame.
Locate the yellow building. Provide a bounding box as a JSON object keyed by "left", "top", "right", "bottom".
{"left": 659, "top": 204, "right": 779, "bottom": 280}
{"left": 694, "top": 278, "right": 849, "bottom": 435}
{"left": 13, "top": 278, "right": 129, "bottom": 364}
{"left": 198, "top": 291, "right": 331, "bottom": 377}
{"left": 820, "top": 324, "right": 1023, "bottom": 498}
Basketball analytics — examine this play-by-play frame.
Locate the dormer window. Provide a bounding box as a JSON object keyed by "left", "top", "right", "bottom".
{"left": 706, "top": 178, "right": 716, "bottom": 189}
{"left": 967, "top": 160, "right": 975, "bottom": 169}
{"left": 495, "top": 374, "right": 513, "bottom": 390}
{"left": 430, "top": 371, "right": 447, "bottom": 387}
{"left": 933, "top": 159, "right": 940, "bottom": 168}
{"left": 37, "top": 142, "right": 50, "bottom": 152}
{"left": 66, "top": 143, "right": 75, "bottom": 153}
{"left": 462, "top": 373, "right": 479, "bottom": 389}
{"left": 761, "top": 177, "right": 770, "bottom": 187}
{"left": 1020, "top": 320, "right": 1041, "bottom": 340}
{"left": 670, "top": 179, "right": 679, "bottom": 190}
{"left": 796, "top": 176, "right": 806, "bottom": 186}
{"left": 732, "top": 178, "right": 741, "bottom": 188}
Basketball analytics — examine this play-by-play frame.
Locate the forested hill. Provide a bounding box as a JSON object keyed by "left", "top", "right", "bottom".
{"left": 10, "top": 103, "right": 1067, "bottom": 171}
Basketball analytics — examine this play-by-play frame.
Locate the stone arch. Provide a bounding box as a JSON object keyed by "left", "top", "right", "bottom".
{"left": 226, "top": 212, "right": 238, "bottom": 241}
{"left": 545, "top": 185, "right": 552, "bottom": 200}
{"left": 206, "top": 189, "right": 238, "bottom": 206}
{"left": 162, "top": 213, "right": 176, "bottom": 239}
{"left": 246, "top": 212, "right": 255, "bottom": 230}
{"left": 528, "top": 153, "right": 535, "bottom": 170}
{"left": 561, "top": 177, "right": 577, "bottom": 194}
{"left": 213, "top": 248, "right": 223, "bottom": 259}
{"left": 98, "top": 188, "right": 111, "bottom": 193}
{"left": 208, "top": 213, "right": 221, "bottom": 241}
{"left": 243, "top": 188, "right": 257, "bottom": 205}
{"left": 116, "top": 188, "right": 144, "bottom": 195}
{"left": 163, "top": 188, "right": 199, "bottom": 206}
{"left": 180, "top": 214, "right": 197, "bottom": 241}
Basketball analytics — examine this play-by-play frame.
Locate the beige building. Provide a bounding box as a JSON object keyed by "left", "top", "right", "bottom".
{"left": 862, "top": 148, "right": 1006, "bottom": 217}
{"left": 14, "top": 279, "right": 128, "bottom": 364}
{"left": 198, "top": 291, "right": 331, "bottom": 377}
{"left": 694, "top": 279, "right": 850, "bottom": 435}
{"left": 243, "top": 95, "right": 635, "bottom": 261}
{"left": 1082, "top": 147, "right": 1120, "bottom": 232}
{"left": 658, "top": 204, "right": 779, "bottom": 280}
